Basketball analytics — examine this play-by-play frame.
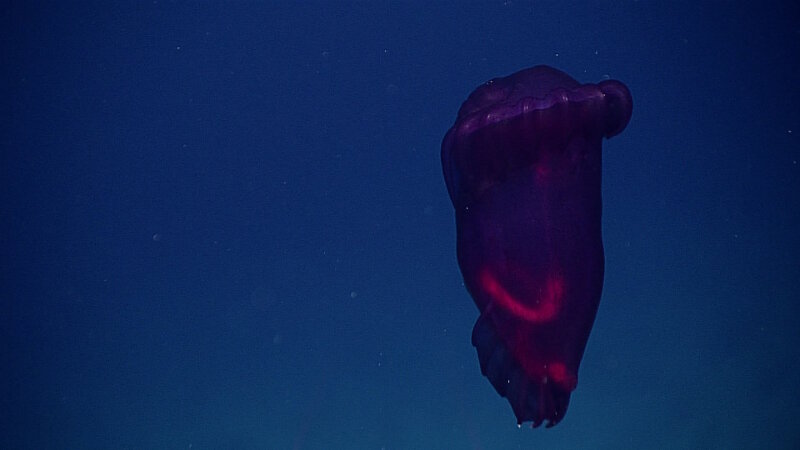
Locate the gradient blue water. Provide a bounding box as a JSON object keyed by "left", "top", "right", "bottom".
{"left": 3, "top": 2, "right": 798, "bottom": 449}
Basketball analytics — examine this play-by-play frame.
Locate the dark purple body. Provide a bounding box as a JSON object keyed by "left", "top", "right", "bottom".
{"left": 441, "top": 66, "right": 632, "bottom": 427}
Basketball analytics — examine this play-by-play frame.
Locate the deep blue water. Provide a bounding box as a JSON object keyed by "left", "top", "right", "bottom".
{"left": 2, "top": 1, "right": 799, "bottom": 449}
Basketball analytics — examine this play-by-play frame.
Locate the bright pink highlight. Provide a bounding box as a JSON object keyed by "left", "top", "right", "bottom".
{"left": 479, "top": 267, "right": 564, "bottom": 323}
{"left": 545, "top": 361, "right": 577, "bottom": 392}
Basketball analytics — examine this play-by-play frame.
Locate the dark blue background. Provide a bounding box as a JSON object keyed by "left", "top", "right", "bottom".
{"left": 3, "top": 1, "right": 799, "bottom": 448}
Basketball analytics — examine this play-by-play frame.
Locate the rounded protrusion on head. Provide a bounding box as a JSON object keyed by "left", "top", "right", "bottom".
{"left": 598, "top": 80, "right": 633, "bottom": 138}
